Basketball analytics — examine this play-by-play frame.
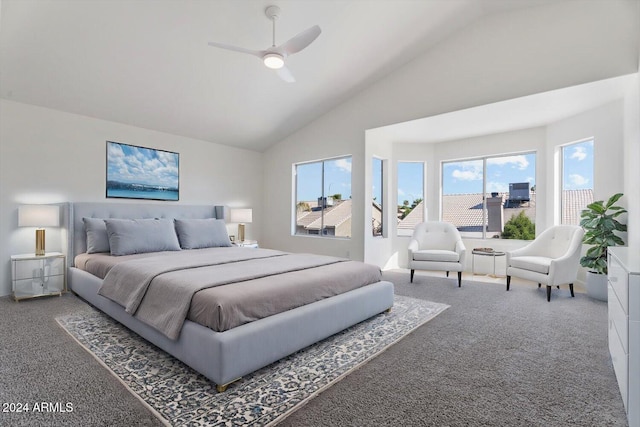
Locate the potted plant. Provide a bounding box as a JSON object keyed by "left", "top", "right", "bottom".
{"left": 580, "top": 193, "right": 627, "bottom": 301}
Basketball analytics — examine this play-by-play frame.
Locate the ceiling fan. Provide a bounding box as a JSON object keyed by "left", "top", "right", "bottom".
{"left": 208, "top": 5, "right": 321, "bottom": 83}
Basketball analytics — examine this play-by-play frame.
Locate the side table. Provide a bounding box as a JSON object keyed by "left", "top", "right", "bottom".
{"left": 472, "top": 248, "right": 506, "bottom": 277}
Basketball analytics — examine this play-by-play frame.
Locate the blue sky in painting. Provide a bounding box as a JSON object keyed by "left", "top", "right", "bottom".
{"left": 107, "top": 142, "right": 179, "bottom": 188}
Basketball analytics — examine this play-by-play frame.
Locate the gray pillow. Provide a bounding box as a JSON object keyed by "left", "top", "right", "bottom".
{"left": 174, "top": 218, "right": 232, "bottom": 249}
{"left": 83, "top": 217, "right": 110, "bottom": 253}
{"left": 105, "top": 218, "right": 181, "bottom": 256}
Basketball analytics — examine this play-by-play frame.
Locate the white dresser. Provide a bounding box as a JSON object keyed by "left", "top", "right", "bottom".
{"left": 608, "top": 247, "right": 639, "bottom": 427}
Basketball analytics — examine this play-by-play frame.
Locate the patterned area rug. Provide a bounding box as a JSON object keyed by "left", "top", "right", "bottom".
{"left": 56, "top": 296, "right": 448, "bottom": 426}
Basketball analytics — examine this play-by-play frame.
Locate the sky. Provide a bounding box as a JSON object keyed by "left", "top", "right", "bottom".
{"left": 296, "top": 142, "right": 593, "bottom": 205}
{"left": 296, "top": 157, "right": 352, "bottom": 201}
{"left": 397, "top": 162, "right": 424, "bottom": 205}
{"left": 107, "top": 142, "right": 179, "bottom": 188}
{"left": 442, "top": 153, "right": 537, "bottom": 195}
{"left": 562, "top": 139, "right": 594, "bottom": 190}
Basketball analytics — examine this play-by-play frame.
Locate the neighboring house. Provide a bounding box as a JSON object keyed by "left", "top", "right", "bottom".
{"left": 297, "top": 199, "right": 353, "bottom": 237}
{"left": 397, "top": 189, "right": 593, "bottom": 234}
{"left": 296, "top": 199, "right": 383, "bottom": 237}
{"left": 562, "top": 189, "right": 595, "bottom": 225}
{"left": 397, "top": 201, "right": 424, "bottom": 232}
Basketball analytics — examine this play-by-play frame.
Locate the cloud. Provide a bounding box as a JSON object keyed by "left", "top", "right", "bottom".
{"left": 486, "top": 182, "right": 509, "bottom": 193}
{"left": 452, "top": 169, "right": 482, "bottom": 181}
{"left": 107, "top": 143, "right": 178, "bottom": 187}
{"left": 569, "top": 174, "right": 589, "bottom": 186}
{"left": 486, "top": 155, "right": 529, "bottom": 170}
{"left": 398, "top": 188, "right": 406, "bottom": 196}
{"left": 335, "top": 158, "right": 352, "bottom": 173}
{"left": 570, "top": 146, "right": 587, "bottom": 161}
{"left": 450, "top": 160, "right": 482, "bottom": 181}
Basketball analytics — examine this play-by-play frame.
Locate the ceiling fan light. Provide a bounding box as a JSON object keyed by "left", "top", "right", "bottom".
{"left": 263, "top": 53, "right": 284, "bottom": 69}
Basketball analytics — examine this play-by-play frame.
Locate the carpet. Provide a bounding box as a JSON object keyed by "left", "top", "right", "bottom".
{"left": 55, "top": 295, "right": 448, "bottom": 426}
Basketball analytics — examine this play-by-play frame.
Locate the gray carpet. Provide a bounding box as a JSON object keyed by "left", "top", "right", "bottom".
{"left": 0, "top": 271, "right": 628, "bottom": 426}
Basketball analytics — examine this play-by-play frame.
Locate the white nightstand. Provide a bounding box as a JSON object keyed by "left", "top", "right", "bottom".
{"left": 233, "top": 240, "right": 259, "bottom": 248}
{"left": 11, "top": 252, "right": 66, "bottom": 301}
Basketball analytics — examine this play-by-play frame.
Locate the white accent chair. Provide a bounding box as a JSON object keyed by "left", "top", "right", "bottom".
{"left": 408, "top": 221, "right": 466, "bottom": 287}
{"left": 506, "top": 225, "right": 584, "bottom": 302}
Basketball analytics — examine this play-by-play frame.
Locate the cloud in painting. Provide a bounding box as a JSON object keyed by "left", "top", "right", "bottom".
{"left": 107, "top": 142, "right": 179, "bottom": 188}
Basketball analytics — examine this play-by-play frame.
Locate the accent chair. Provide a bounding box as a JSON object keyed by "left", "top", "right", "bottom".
{"left": 506, "top": 225, "right": 584, "bottom": 302}
{"left": 408, "top": 221, "right": 466, "bottom": 287}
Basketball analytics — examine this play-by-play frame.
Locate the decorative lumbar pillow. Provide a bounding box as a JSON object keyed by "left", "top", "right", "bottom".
{"left": 104, "top": 218, "right": 181, "bottom": 256}
{"left": 174, "top": 218, "right": 232, "bottom": 249}
{"left": 83, "top": 217, "right": 110, "bottom": 254}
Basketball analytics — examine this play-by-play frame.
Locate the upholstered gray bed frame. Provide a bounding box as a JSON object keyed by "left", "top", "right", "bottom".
{"left": 68, "top": 202, "right": 395, "bottom": 391}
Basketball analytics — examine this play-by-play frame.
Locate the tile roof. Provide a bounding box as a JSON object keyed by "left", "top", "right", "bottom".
{"left": 397, "top": 189, "right": 593, "bottom": 231}
{"left": 302, "top": 199, "right": 353, "bottom": 230}
{"left": 562, "top": 189, "right": 593, "bottom": 225}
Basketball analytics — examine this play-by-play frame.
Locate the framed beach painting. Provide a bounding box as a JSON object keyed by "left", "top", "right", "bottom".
{"left": 106, "top": 141, "right": 179, "bottom": 201}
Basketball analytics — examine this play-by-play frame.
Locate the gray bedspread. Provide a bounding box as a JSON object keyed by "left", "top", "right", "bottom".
{"left": 97, "top": 248, "right": 378, "bottom": 339}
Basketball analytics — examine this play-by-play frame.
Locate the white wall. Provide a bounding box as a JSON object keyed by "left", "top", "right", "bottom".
{"left": 363, "top": 129, "right": 394, "bottom": 268}
{"left": 261, "top": 1, "right": 639, "bottom": 262}
{"left": 625, "top": 57, "right": 640, "bottom": 249}
{"left": 546, "top": 100, "right": 626, "bottom": 226}
{"left": 0, "top": 100, "right": 263, "bottom": 296}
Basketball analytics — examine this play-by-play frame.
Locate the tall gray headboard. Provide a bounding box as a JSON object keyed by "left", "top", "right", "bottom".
{"left": 70, "top": 202, "right": 224, "bottom": 262}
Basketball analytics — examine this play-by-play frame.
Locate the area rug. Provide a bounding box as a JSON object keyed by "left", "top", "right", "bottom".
{"left": 56, "top": 295, "right": 448, "bottom": 426}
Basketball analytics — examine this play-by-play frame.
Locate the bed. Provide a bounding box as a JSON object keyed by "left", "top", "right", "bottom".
{"left": 67, "top": 202, "right": 395, "bottom": 391}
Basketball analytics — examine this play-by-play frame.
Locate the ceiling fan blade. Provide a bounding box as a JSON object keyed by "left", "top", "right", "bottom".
{"left": 276, "top": 25, "right": 321, "bottom": 56}
{"left": 207, "top": 41, "right": 263, "bottom": 58}
{"left": 277, "top": 65, "right": 296, "bottom": 83}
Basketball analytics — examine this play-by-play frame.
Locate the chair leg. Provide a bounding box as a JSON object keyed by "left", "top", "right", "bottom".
{"left": 546, "top": 285, "right": 551, "bottom": 302}
{"left": 457, "top": 271, "right": 462, "bottom": 287}
{"left": 569, "top": 283, "right": 575, "bottom": 297}
{"left": 506, "top": 276, "right": 511, "bottom": 291}
{"left": 410, "top": 269, "right": 415, "bottom": 283}
{"left": 557, "top": 285, "right": 560, "bottom": 289}
{"left": 538, "top": 283, "right": 541, "bottom": 288}
{"left": 446, "top": 271, "right": 450, "bottom": 277}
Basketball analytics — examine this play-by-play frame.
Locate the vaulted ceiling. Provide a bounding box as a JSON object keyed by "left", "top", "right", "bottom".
{"left": 0, "top": 0, "right": 568, "bottom": 151}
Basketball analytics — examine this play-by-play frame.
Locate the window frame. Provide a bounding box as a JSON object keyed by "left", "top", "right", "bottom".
{"left": 441, "top": 150, "right": 537, "bottom": 240}
{"left": 292, "top": 155, "right": 352, "bottom": 239}
{"left": 397, "top": 161, "right": 426, "bottom": 237}
{"left": 559, "top": 138, "right": 594, "bottom": 225}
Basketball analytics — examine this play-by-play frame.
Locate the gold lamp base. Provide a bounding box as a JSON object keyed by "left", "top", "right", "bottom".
{"left": 237, "top": 224, "right": 245, "bottom": 242}
{"left": 35, "top": 229, "right": 46, "bottom": 256}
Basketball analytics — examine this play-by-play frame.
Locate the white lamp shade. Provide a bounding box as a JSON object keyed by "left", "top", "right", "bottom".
{"left": 18, "top": 205, "right": 60, "bottom": 227}
{"left": 230, "top": 208, "right": 252, "bottom": 224}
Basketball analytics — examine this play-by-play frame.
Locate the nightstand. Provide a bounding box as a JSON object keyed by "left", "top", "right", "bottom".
{"left": 11, "top": 252, "right": 66, "bottom": 301}
{"left": 233, "top": 240, "right": 259, "bottom": 248}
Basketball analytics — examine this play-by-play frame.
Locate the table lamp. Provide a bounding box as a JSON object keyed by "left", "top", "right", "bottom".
{"left": 230, "top": 208, "right": 252, "bottom": 242}
{"left": 18, "top": 205, "right": 60, "bottom": 256}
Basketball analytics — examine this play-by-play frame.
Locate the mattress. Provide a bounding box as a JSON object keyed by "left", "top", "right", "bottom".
{"left": 75, "top": 248, "right": 383, "bottom": 335}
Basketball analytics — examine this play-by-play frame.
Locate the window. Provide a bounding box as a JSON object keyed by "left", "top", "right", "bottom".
{"left": 372, "top": 158, "right": 383, "bottom": 236}
{"left": 294, "top": 156, "right": 352, "bottom": 238}
{"left": 561, "top": 139, "right": 594, "bottom": 225}
{"left": 442, "top": 152, "right": 536, "bottom": 239}
{"left": 397, "top": 161, "right": 425, "bottom": 236}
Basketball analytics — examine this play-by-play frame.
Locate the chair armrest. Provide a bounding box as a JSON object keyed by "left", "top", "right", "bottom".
{"left": 455, "top": 240, "right": 466, "bottom": 266}
{"left": 408, "top": 239, "right": 419, "bottom": 261}
{"left": 506, "top": 241, "right": 534, "bottom": 266}
{"left": 548, "top": 245, "right": 583, "bottom": 286}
